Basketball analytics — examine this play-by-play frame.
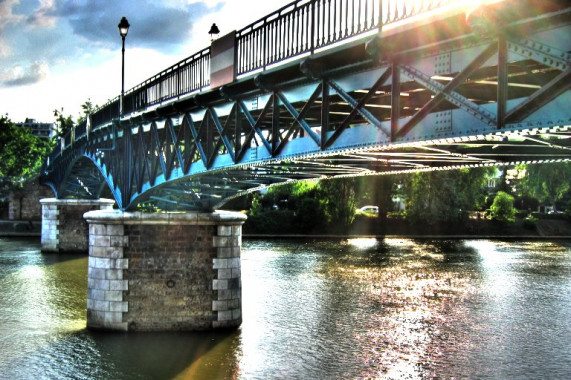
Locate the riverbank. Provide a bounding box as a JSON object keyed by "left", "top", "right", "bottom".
{"left": 0, "top": 220, "right": 41, "bottom": 237}
{"left": 2, "top": 218, "right": 570, "bottom": 240}
{"left": 243, "top": 233, "right": 571, "bottom": 240}
{"left": 243, "top": 213, "right": 571, "bottom": 239}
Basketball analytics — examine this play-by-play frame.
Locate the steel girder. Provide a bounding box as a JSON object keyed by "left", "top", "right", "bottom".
{"left": 40, "top": 4, "right": 571, "bottom": 211}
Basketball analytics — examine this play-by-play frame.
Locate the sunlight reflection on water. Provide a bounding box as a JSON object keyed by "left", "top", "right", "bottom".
{"left": 1, "top": 237, "right": 570, "bottom": 379}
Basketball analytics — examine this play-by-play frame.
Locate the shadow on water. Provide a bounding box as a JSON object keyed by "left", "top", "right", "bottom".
{"left": 284, "top": 237, "right": 483, "bottom": 268}
{"left": 2, "top": 328, "right": 241, "bottom": 380}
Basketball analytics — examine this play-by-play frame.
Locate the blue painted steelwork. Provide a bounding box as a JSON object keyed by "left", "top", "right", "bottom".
{"left": 41, "top": 0, "right": 571, "bottom": 211}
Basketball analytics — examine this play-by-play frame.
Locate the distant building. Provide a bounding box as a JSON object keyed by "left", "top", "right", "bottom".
{"left": 16, "top": 118, "right": 55, "bottom": 138}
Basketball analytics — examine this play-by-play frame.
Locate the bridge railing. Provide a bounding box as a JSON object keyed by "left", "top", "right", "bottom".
{"left": 51, "top": 0, "right": 457, "bottom": 158}
{"left": 237, "top": 0, "right": 453, "bottom": 75}
{"left": 236, "top": 0, "right": 378, "bottom": 74}
{"left": 381, "top": 0, "right": 454, "bottom": 24}
{"left": 123, "top": 47, "right": 211, "bottom": 113}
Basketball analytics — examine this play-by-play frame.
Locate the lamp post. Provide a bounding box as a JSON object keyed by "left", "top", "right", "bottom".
{"left": 118, "top": 16, "right": 130, "bottom": 117}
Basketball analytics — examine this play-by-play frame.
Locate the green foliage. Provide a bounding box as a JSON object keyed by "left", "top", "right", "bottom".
{"left": 355, "top": 175, "right": 396, "bottom": 222}
{"left": 519, "top": 162, "right": 571, "bottom": 210}
{"left": 78, "top": 99, "right": 97, "bottom": 124}
{"left": 489, "top": 191, "right": 517, "bottom": 223}
{"left": 135, "top": 202, "right": 161, "bottom": 212}
{"left": 53, "top": 108, "right": 75, "bottom": 139}
{"left": 0, "top": 115, "right": 52, "bottom": 193}
{"left": 244, "top": 210, "right": 296, "bottom": 234}
{"left": 294, "top": 196, "right": 327, "bottom": 233}
{"left": 522, "top": 215, "right": 538, "bottom": 230}
{"left": 402, "top": 168, "right": 491, "bottom": 225}
{"left": 319, "top": 178, "right": 358, "bottom": 229}
{"left": 245, "top": 178, "right": 357, "bottom": 234}
{"left": 250, "top": 195, "right": 262, "bottom": 217}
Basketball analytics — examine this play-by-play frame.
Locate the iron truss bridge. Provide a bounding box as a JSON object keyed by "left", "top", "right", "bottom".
{"left": 41, "top": 0, "right": 571, "bottom": 211}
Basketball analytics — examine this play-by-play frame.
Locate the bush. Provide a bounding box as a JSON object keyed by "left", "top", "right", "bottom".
{"left": 243, "top": 210, "right": 296, "bottom": 234}
{"left": 489, "top": 191, "right": 517, "bottom": 223}
{"left": 523, "top": 215, "right": 538, "bottom": 230}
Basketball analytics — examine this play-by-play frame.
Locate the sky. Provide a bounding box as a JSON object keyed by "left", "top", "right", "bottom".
{"left": 0, "top": 0, "right": 292, "bottom": 123}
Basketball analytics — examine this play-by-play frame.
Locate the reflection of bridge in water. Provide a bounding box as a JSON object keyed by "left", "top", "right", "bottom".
{"left": 41, "top": 0, "right": 571, "bottom": 211}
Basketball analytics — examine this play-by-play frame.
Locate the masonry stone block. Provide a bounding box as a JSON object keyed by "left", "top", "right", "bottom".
{"left": 94, "top": 279, "right": 110, "bottom": 291}
{"left": 90, "top": 268, "right": 106, "bottom": 280}
{"left": 217, "top": 225, "right": 232, "bottom": 237}
{"left": 218, "top": 289, "right": 232, "bottom": 300}
{"left": 105, "top": 269, "right": 123, "bottom": 280}
{"left": 107, "top": 224, "right": 124, "bottom": 236}
{"left": 106, "top": 291, "right": 124, "bottom": 302}
{"left": 218, "top": 269, "right": 232, "bottom": 279}
{"left": 218, "top": 310, "right": 233, "bottom": 321}
{"left": 89, "top": 224, "right": 105, "bottom": 235}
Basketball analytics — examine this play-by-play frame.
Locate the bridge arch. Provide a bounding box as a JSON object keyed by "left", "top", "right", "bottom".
{"left": 44, "top": 155, "right": 114, "bottom": 202}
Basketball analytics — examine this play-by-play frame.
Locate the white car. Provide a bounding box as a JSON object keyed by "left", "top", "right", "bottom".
{"left": 357, "top": 205, "right": 379, "bottom": 214}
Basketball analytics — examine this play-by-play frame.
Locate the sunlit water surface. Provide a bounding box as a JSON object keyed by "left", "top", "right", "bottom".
{"left": 0, "top": 237, "right": 570, "bottom": 379}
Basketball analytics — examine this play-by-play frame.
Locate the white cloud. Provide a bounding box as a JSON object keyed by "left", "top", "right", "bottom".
{"left": 0, "top": 61, "right": 49, "bottom": 87}
{"left": 0, "top": 0, "right": 25, "bottom": 57}
{"left": 185, "top": 0, "right": 292, "bottom": 52}
{"left": 28, "top": 0, "right": 58, "bottom": 28}
{"left": 0, "top": 0, "right": 24, "bottom": 28}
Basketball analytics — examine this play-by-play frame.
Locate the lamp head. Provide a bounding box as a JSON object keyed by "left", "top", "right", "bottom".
{"left": 118, "top": 17, "right": 130, "bottom": 38}
{"left": 208, "top": 23, "right": 220, "bottom": 39}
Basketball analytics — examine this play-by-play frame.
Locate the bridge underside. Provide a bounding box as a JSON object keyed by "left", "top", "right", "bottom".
{"left": 123, "top": 124, "right": 570, "bottom": 211}
{"left": 41, "top": 0, "right": 571, "bottom": 211}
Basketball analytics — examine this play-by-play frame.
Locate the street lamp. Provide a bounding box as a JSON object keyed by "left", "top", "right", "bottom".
{"left": 118, "top": 16, "right": 130, "bottom": 116}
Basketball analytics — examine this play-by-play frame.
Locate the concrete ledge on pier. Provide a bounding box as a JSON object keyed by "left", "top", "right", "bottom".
{"left": 84, "top": 210, "right": 246, "bottom": 332}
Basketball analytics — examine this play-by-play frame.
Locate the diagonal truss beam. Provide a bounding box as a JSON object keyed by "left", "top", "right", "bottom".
{"left": 326, "top": 78, "right": 390, "bottom": 145}
{"left": 323, "top": 67, "right": 393, "bottom": 148}
{"left": 396, "top": 43, "right": 498, "bottom": 138}
{"left": 185, "top": 114, "right": 210, "bottom": 169}
{"left": 209, "top": 107, "right": 236, "bottom": 163}
{"left": 505, "top": 67, "right": 571, "bottom": 124}
{"left": 238, "top": 99, "right": 272, "bottom": 154}
{"left": 275, "top": 90, "right": 321, "bottom": 154}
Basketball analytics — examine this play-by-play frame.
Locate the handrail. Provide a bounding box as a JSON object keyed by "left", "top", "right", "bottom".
{"left": 49, "top": 0, "right": 459, "bottom": 163}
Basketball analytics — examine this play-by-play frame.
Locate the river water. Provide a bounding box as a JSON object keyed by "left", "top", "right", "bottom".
{"left": 0, "top": 237, "right": 570, "bottom": 379}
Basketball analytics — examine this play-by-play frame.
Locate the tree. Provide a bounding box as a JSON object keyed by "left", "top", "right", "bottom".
{"left": 489, "top": 191, "right": 517, "bottom": 223}
{"left": 0, "top": 115, "right": 52, "bottom": 193}
{"left": 402, "top": 168, "right": 491, "bottom": 225}
{"left": 319, "top": 177, "right": 358, "bottom": 229}
{"left": 53, "top": 108, "right": 75, "bottom": 139}
{"left": 519, "top": 163, "right": 571, "bottom": 211}
{"left": 78, "top": 99, "right": 97, "bottom": 124}
{"left": 355, "top": 175, "right": 396, "bottom": 224}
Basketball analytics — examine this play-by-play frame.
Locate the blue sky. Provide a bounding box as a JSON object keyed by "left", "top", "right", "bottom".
{"left": 0, "top": 0, "right": 291, "bottom": 123}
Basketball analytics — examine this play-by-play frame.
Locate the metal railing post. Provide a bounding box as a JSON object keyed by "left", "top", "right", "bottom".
{"left": 311, "top": 0, "right": 316, "bottom": 53}
{"left": 379, "top": 0, "right": 383, "bottom": 29}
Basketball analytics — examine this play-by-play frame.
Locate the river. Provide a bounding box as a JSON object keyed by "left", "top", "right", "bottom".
{"left": 0, "top": 237, "right": 570, "bottom": 379}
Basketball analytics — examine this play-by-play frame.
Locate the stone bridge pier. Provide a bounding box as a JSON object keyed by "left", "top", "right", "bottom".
{"left": 83, "top": 210, "right": 246, "bottom": 332}
{"left": 40, "top": 198, "right": 115, "bottom": 253}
